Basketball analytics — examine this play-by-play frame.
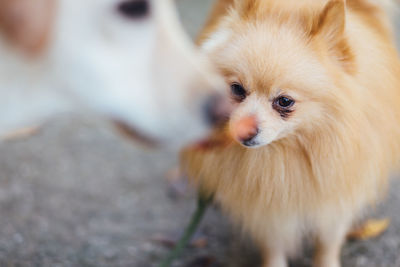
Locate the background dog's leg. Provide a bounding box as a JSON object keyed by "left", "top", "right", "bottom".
{"left": 2, "top": 125, "right": 41, "bottom": 141}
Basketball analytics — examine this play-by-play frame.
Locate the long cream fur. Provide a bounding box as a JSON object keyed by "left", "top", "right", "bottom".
{"left": 182, "top": 0, "right": 400, "bottom": 266}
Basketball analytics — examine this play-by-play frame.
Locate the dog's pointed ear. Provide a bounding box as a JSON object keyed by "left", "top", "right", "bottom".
{"left": 311, "top": 0, "right": 345, "bottom": 44}
{"left": 233, "top": 0, "right": 256, "bottom": 18}
{"left": 310, "top": 0, "right": 355, "bottom": 72}
{"left": 0, "top": 0, "right": 55, "bottom": 55}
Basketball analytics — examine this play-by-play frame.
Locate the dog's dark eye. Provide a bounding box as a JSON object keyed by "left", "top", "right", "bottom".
{"left": 275, "top": 96, "right": 295, "bottom": 108}
{"left": 273, "top": 96, "right": 295, "bottom": 118}
{"left": 117, "top": 0, "right": 149, "bottom": 19}
{"left": 231, "top": 83, "right": 247, "bottom": 102}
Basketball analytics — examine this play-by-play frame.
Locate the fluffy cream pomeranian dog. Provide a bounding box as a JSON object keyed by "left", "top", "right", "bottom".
{"left": 181, "top": 0, "right": 400, "bottom": 266}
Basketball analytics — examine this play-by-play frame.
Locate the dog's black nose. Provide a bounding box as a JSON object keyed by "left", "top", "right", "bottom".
{"left": 203, "top": 94, "right": 232, "bottom": 126}
{"left": 241, "top": 130, "right": 259, "bottom": 147}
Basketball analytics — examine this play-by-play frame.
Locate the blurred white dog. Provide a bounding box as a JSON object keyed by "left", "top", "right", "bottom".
{"left": 0, "top": 0, "right": 228, "bottom": 146}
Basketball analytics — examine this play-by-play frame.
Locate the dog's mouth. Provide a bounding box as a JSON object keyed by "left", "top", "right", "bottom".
{"left": 113, "top": 120, "right": 159, "bottom": 148}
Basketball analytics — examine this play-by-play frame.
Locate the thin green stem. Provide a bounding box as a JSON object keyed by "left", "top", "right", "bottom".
{"left": 158, "top": 193, "right": 213, "bottom": 267}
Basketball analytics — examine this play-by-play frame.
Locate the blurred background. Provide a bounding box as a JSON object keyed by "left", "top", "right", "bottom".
{"left": 0, "top": 1, "right": 399, "bottom": 266}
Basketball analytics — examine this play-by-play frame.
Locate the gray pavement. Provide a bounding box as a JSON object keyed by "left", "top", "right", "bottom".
{"left": 0, "top": 1, "right": 399, "bottom": 266}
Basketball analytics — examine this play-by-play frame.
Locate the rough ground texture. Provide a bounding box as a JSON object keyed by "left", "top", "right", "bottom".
{"left": 0, "top": 1, "right": 400, "bottom": 266}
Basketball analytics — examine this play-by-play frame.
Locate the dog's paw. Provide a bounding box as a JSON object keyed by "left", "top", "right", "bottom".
{"left": 2, "top": 125, "right": 41, "bottom": 141}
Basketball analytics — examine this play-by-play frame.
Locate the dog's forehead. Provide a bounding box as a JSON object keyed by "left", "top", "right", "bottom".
{"left": 215, "top": 22, "right": 323, "bottom": 93}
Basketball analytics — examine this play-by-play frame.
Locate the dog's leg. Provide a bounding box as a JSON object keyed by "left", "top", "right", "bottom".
{"left": 259, "top": 220, "right": 299, "bottom": 267}
{"left": 313, "top": 217, "right": 351, "bottom": 267}
{"left": 2, "top": 125, "right": 41, "bottom": 141}
{"left": 262, "top": 248, "right": 287, "bottom": 267}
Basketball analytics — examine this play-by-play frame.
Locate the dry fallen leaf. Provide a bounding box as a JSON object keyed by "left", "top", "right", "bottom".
{"left": 151, "top": 232, "right": 208, "bottom": 249}
{"left": 191, "top": 237, "right": 208, "bottom": 248}
{"left": 347, "top": 218, "right": 390, "bottom": 241}
{"left": 188, "top": 255, "right": 216, "bottom": 267}
{"left": 151, "top": 234, "right": 176, "bottom": 248}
